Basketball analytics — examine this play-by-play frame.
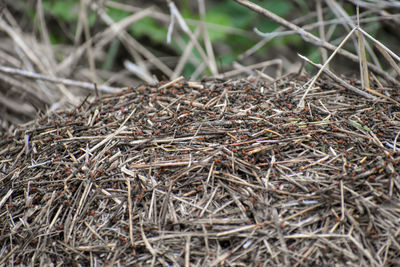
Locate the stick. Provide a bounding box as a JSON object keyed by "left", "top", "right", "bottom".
{"left": 0, "top": 64, "right": 122, "bottom": 93}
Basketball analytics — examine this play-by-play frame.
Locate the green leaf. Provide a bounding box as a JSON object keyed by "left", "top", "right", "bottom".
{"left": 129, "top": 17, "right": 167, "bottom": 43}
{"left": 209, "top": 1, "right": 253, "bottom": 29}
{"left": 259, "top": 0, "right": 291, "bottom": 17}
{"left": 107, "top": 7, "right": 130, "bottom": 22}
{"left": 256, "top": 0, "right": 291, "bottom": 33}
{"left": 205, "top": 12, "right": 231, "bottom": 41}
{"left": 42, "top": 0, "right": 79, "bottom": 22}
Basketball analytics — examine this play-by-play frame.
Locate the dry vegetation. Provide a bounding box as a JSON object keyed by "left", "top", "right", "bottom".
{"left": 1, "top": 0, "right": 400, "bottom": 266}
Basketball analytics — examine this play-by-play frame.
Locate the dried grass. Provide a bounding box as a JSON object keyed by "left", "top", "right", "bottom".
{"left": 1, "top": 75, "right": 400, "bottom": 266}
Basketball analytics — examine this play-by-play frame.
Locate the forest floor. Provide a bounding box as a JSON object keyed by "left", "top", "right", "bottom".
{"left": 1, "top": 74, "right": 400, "bottom": 266}
{"left": 1, "top": 0, "right": 400, "bottom": 266}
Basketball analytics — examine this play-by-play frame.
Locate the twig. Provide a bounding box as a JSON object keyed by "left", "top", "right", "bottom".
{"left": 297, "top": 54, "right": 377, "bottom": 100}
{"left": 0, "top": 64, "right": 122, "bottom": 93}
{"left": 298, "top": 26, "right": 358, "bottom": 108}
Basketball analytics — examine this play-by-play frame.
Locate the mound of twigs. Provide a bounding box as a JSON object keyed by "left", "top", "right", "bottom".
{"left": 1, "top": 75, "right": 400, "bottom": 266}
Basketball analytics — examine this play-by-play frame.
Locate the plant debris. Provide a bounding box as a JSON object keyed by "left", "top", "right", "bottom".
{"left": 1, "top": 75, "right": 400, "bottom": 266}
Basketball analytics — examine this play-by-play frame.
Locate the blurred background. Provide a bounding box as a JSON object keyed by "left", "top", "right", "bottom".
{"left": 1, "top": 0, "right": 399, "bottom": 130}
